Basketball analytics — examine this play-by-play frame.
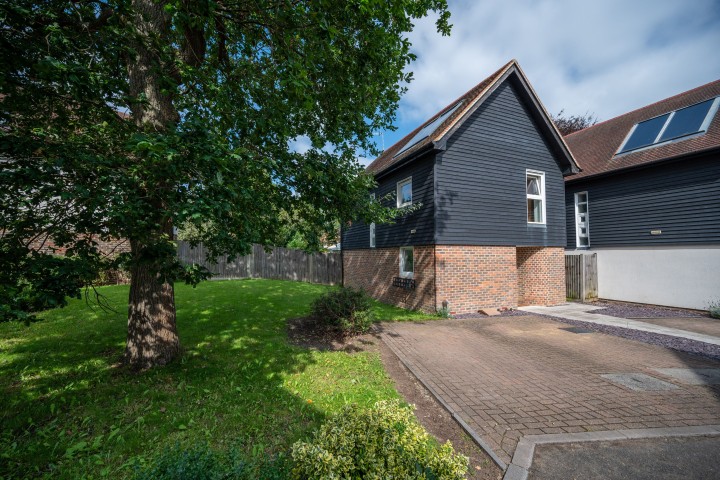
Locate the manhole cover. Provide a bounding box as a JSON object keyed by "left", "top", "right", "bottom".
{"left": 653, "top": 368, "right": 720, "bottom": 385}
{"left": 601, "top": 373, "right": 679, "bottom": 391}
{"left": 560, "top": 326, "right": 595, "bottom": 334}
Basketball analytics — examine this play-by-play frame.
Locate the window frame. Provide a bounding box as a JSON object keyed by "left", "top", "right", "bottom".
{"left": 574, "top": 191, "right": 590, "bottom": 248}
{"left": 396, "top": 177, "right": 413, "bottom": 208}
{"left": 616, "top": 96, "right": 720, "bottom": 155}
{"left": 399, "top": 246, "right": 414, "bottom": 278}
{"left": 526, "top": 170, "right": 546, "bottom": 225}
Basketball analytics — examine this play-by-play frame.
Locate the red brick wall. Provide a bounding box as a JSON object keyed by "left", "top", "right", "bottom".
{"left": 343, "top": 246, "right": 436, "bottom": 313}
{"left": 435, "top": 245, "right": 518, "bottom": 314}
{"left": 28, "top": 235, "right": 130, "bottom": 257}
{"left": 516, "top": 246, "right": 565, "bottom": 306}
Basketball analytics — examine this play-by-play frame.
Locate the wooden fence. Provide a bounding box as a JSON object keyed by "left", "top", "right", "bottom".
{"left": 177, "top": 241, "right": 342, "bottom": 285}
{"left": 565, "top": 253, "right": 598, "bottom": 301}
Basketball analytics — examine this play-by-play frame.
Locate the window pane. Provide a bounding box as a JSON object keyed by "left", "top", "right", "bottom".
{"left": 402, "top": 249, "right": 414, "bottom": 273}
{"left": 578, "top": 237, "right": 589, "bottom": 246}
{"left": 577, "top": 192, "right": 587, "bottom": 202}
{"left": 400, "top": 182, "right": 412, "bottom": 205}
{"left": 577, "top": 203, "right": 587, "bottom": 213}
{"left": 620, "top": 114, "right": 670, "bottom": 152}
{"left": 527, "top": 177, "right": 540, "bottom": 195}
{"left": 527, "top": 199, "right": 543, "bottom": 222}
{"left": 658, "top": 99, "right": 714, "bottom": 142}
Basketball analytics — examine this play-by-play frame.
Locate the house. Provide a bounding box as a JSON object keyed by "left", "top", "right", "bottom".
{"left": 342, "top": 60, "right": 580, "bottom": 314}
{"left": 564, "top": 80, "right": 720, "bottom": 310}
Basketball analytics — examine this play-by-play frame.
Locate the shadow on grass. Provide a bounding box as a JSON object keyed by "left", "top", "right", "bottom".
{"left": 0, "top": 280, "right": 330, "bottom": 479}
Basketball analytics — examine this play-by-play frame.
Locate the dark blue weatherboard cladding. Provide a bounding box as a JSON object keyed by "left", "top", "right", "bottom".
{"left": 565, "top": 153, "right": 720, "bottom": 248}
{"left": 435, "top": 80, "right": 567, "bottom": 246}
{"left": 342, "top": 153, "right": 435, "bottom": 249}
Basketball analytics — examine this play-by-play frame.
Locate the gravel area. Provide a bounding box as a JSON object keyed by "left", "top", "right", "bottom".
{"left": 580, "top": 301, "right": 707, "bottom": 319}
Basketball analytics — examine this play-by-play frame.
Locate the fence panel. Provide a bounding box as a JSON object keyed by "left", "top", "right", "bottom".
{"left": 177, "top": 241, "right": 342, "bottom": 286}
{"left": 565, "top": 253, "right": 597, "bottom": 301}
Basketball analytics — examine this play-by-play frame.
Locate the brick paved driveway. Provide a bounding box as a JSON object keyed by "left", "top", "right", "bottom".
{"left": 381, "top": 316, "right": 720, "bottom": 465}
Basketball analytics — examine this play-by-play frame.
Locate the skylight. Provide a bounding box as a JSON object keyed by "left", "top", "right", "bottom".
{"left": 617, "top": 97, "right": 720, "bottom": 155}
{"left": 394, "top": 103, "right": 462, "bottom": 157}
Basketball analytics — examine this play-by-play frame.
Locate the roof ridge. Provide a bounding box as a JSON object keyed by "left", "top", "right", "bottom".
{"left": 566, "top": 78, "right": 720, "bottom": 137}
{"left": 365, "top": 59, "right": 516, "bottom": 174}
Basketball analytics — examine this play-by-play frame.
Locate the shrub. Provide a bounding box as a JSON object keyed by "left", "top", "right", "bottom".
{"left": 310, "top": 287, "right": 374, "bottom": 334}
{"left": 133, "top": 443, "right": 243, "bottom": 480}
{"left": 291, "top": 400, "right": 468, "bottom": 479}
{"left": 708, "top": 299, "right": 720, "bottom": 319}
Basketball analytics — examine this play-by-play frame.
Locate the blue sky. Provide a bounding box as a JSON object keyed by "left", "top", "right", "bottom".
{"left": 361, "top": 0, "right": 720, "bottom": 165}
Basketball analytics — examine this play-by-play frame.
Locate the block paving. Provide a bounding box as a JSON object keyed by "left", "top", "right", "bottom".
{"left": 381, "top": 315, "right": 720, "bottom": 465}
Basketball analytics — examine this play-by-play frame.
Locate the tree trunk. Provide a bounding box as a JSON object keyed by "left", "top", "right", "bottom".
{"left": 125, "top": 241, "right": 180, "bottom": 369}
{"left": 123, "top": 0, "right": 181, "bottom": 369}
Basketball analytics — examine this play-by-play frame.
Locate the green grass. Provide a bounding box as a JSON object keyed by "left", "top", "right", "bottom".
{"left": 0, "top": 279, "right": 436, "bottom": 479}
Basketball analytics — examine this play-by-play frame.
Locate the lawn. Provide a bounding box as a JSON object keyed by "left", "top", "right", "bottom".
{"left": 0, "top": 279, "right": 436, "bottom": 479}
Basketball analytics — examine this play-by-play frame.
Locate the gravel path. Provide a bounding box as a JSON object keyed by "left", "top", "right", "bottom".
{"left": 579, "top": 301, "right": 706, "bottom": 319}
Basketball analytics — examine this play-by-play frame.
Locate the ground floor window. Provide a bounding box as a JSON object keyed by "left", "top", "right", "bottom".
{"left": 399, "top": 246, "right": 414, "bottom": 278}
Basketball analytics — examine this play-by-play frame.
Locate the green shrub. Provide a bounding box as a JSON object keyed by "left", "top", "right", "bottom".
{"left": 310, "top": 287, "right": 374, "bottom": 334}
{"left": 291, "top": 400, "right": 468, "bottom": 479}
{"left": 134, "top": 443, "right": 241, "bottom": 480}
{"left": 708, "top": 300, "right": 720, "bottom": 319}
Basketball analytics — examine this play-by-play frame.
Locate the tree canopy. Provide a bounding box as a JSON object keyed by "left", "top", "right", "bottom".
{"left": 552, "top": 109, "right": 598, "bottom": 136}
{"left": 0, "top": 0, "right": 451, "bottom": 368}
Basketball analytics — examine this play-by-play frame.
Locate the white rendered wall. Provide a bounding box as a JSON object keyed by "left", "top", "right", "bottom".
{"left": 580, "top": 246, "right": 720, "bottom": 310}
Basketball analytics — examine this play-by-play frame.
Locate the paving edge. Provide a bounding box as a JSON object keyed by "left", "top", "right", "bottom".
{"left": 380, "top": 331, "right": 508, "bottom": 471}
{"left": 503, "top": 424, "right": 720, "bottom": 480}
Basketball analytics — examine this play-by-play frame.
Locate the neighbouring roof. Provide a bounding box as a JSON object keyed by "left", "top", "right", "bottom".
{"left": 366, "top": 60, "right": 579, "bottom": 177}
{"left": 565, "top": 79, "right": 720, "bottom": 182}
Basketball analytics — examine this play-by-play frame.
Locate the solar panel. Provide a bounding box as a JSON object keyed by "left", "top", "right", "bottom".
{"left": 658, "top": 99, "right": 714, "bottom": 142}
{"left": 394, "top": 103, "right": 462, "bottom": 157}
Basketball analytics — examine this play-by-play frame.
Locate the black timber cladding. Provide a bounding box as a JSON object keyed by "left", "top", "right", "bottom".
{"left": 435, "top": 79, "right": 567, "bottom": 246}
{"left": 565, "top": 152, "right": 720, "bottom": 248}
{"left": 341, "top": 153, "right": 435, "bottom": 249}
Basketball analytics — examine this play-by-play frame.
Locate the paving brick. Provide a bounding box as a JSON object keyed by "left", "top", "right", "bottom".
{"left": 381, "top": 315, "right": 720, "bottom": 465}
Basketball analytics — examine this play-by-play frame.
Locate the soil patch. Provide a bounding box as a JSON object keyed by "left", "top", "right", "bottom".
{"left": 286, "top": 316, "right": 377, "bottom": 353}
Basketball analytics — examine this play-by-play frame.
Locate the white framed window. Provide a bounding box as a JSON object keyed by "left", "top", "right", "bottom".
{"left": 397, "top": 177, "right": 412, "bottom": 208}
{"left": 574, "top": 192, "right": 590, "bottom": 248}
{"left": 399, "top": 246, "right": 414, "bottom": 278}
{"left": 526, "top": 170, "right": 546, "bottom": 224}
{"left": 369, "top": 193, "right": 376, "bottom": 248}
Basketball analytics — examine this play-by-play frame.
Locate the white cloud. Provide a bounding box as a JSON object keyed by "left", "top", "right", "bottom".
{"left": 389, "top": 0, "right": 720, "bottom": 140}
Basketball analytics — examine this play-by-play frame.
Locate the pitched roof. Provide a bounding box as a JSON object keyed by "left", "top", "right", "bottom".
{"left": 366, "top": 60, "right": 579, "bottom": 177}
{"left": 564, "top": 79, "right": 720, "bottom": 182}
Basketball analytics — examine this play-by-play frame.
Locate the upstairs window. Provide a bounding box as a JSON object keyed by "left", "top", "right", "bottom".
{"left": 575, "top": 192, "right": 590, "bottom": 248}
{"left": 526, "top": 171, "right": 546, "bottom": 224}
{"left": 397, "top": 177, "right": 412, "bottom": 208}
{"left": 399, "top": 247, "right": 414, "bottom": 278}
{"left": 617, "top": 97, "right": 720, "bottom": 155}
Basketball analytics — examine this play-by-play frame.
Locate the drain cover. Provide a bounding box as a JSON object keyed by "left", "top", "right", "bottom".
{"left": 653, "top": 368, "right": 720, "bottom": 385}
{"left": 601, "top": 373, "right": 679, "bottom": 391}
{"left": 560, "top": 326, "right": 595, "bottom": 334}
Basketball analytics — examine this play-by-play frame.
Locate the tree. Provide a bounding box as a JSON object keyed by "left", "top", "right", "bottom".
{"left": 552, "top": 109, "right": 598, "bottom": 136}
{"left": 0, "top": 1, "right": 450, "bottom": 369}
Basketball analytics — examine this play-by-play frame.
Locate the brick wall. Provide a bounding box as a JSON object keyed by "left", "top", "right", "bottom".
{"left": 343, "top": 246, "right": 436, "bottom": 313}
{"left": 516, "top": 246, "right": 565, "bottom": 306}
{"left": 435, "top": 245, "right": 518, "bottom": 314}
{"left": 28, "top": 235, "right": 130, "bottom": 257}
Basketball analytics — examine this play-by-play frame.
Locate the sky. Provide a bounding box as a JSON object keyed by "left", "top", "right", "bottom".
{"left": 362, "top": 0, "right": 720, "bottom": 165}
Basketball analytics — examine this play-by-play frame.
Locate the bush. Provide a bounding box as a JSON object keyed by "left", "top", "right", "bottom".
{"left": 133, "top": 444, "right": 231, "bottom": 480}
{"left": 310, "top": 287, "right": 374, "bottom": 334}
{"left": 291, "top": 400, "right": 468, "bottom": 479}
{"left": 708, "top": 300, "right": 720, "bottom": 319}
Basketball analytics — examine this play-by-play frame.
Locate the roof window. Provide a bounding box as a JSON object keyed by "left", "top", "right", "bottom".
{"left": 616, "top": 97, "right": 720, "bottom": 155}
{"left": 394, "top": 103, "right": 462, "bottom": 157}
